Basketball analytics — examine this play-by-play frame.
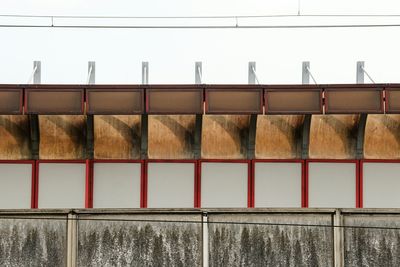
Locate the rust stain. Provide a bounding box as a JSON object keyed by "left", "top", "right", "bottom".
{"left": 39, "top": 115, "right": 86, "bottom": 159}
{"left": 94, "top": 115, "right": 141, "bottom": 159}
{"left": 0, "top": 115, "right": 31, "bottom": 159}
{"left": 309, "top": 115, "right": 359, "bottom": 159}
{"left": 201, "top": 115, "right": 250, "bottom": 159}
{"left": 148, "top": 115, "right": 195, "bottom": 159}
{"left": 364, "top": 114, "right": 400, "bottom": 159}
{"left": 255, "top": 115, "right": 304, "bottom": 159}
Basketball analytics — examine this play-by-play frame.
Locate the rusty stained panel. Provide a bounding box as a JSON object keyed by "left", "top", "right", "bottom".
{"left": 0, "top": 89, "right": 22, "bottom": 114}
{"left": 325, "top": 89, "right": 383, "bottom": 114}
{"left": 0, "top": 115, "right": 31, "bottom": 159}
{"left": 385, "top": 88, "right": 400, "bottom": 113}
{"left": 147, "top": 89, "right": 203, "bottom": 114}
{"left": 94, "top": 115, "right": 141, "bottom": 159}
{"left": 265, "top": 90, "right": 322, "bottom": 114}
{"left": 39, "top": 115, "right": 86, "bottom": 159}
{"left": 364, "top": 114, "right": 400, "bottom": 159}
{"left": 206, "top": 89, "right": 262, "bottom": 114}
{"left": 148, "top": 115, "right": 196, "bottom": 159}
{"left": 309, "top": 115, "right": 360, "bottom": 159}
{"left": 255, "top": 115, "right": 304, "bottom": 159}
{"left": 201, "top": 115, "right": 250, "bottom": 159}
{"left": 26, "top": 89, "right": 83, "bottom": 114}
{"left": 87, "top": 90, "right": 143, "bottom": 114}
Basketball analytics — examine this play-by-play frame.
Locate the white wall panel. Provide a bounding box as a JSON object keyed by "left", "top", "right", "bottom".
{"left": 38, "top": 163, "right": 86, "bottom": 208}
{"left": 201, "top": 162, "right": 248, "bottom": 208}
{"left": 93, "top": 163, "right": 141, "bottom": 208}
{"left": 147, "top": 163, "right": 195, "bottom": 208}
{"left": 363, "top": 162, "right": 400, "bottom": 208}
{"left": 254, "top": 162, "right": 302, "bottom": 207}
{"left": 0, "top": 164, "right": 32, "bottom": 209}
{"left": 308, "top": 162, "right": 356, "bottom": 208}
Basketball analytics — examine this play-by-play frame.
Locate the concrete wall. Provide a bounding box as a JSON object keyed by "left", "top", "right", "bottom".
{"left": 2, "top": 209, "right": 400, "bottom": 266}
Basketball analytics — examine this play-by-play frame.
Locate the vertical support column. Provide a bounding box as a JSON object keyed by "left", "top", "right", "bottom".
{"left": 141, "top": 61, "right": 149, "bottom": 160}
{"left": 29, "top": 61, "right": 40, "bottom": 208}
{"left": 247, "top": 62, "right": 258, "bottom": 208}
{"left": 356, "top": 61, "right": 367, "bottom": 160}
{"left": 86, "top": 62, "right": 95, "bottom": 209}
{"left": 333, "top": 209, "right": 344, "bottom": 267}
{"left": 141, "top": 62, "right": 149, "bottom": 207}
{"left": 66, "top": 213, "right": 78, "bottom": 267}
{"left": 301, "top": 61, "right": 312, "bottom": 160}
{"left": 202, "top": 212, "right": 209, "bottom": 267}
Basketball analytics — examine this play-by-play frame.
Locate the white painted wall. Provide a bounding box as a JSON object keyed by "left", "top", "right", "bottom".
{"left": 254, "top": 162, "right": 302, "bottom": 207}
{"left": 93, "top": 163, "right": 141, "bottom": 208}
{"left": 147, "top": 163, "right": 195, "bottom": 208}
{"left": 38, "top": 163, "right": 86, "bottom": 208}
{"left": 363, "top": 162, "right": 400, "bottom": 208}
{"left": 308, "top": 162, "right": 356, "bottom": 208}
{"left": 201, "top": 162, "right": 248, "bottom": 208}
{"left": 0, "top": 164, "right": 32, "bottom": 209}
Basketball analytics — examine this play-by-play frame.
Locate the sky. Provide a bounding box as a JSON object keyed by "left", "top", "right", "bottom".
{"left": 1, "top": 0, "right": 400, "bottom": 84}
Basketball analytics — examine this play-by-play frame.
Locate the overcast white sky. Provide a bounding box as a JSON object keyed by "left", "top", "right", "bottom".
{"left": 1, "top": 0, "right": 400, "bottom": 84}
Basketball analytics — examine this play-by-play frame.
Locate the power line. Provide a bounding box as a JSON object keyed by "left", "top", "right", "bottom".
{"left": 0, "top": 215, "right": 400, "bottom": 231}
{"left": 1, "top": 24, "right": 400, "bottom": 29}
{"left": 2, "top": 13, "right": 400, "bottom": 19}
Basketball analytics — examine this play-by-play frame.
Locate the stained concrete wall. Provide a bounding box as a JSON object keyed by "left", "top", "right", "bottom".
{"left": 77, "top": 213, "right": 202, "bottom": 266}
{"left": 3, "top": 208, "right": 400, "bottom": 266}
{"left": 208, "top": 213, "right": 333, "bottom": 267}
{"left": 0, "top": 212, "right": 67, "bottom": 267}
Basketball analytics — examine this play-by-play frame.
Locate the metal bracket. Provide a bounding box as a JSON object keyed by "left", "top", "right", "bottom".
{"left": 194, "top": 114, "right": 202, "bottom": 159}
{"left": 301, "top": 114, "right": 311, "bottom": 159}
{"left": 29, "top": 114, "right": 40, "bottom": 160}
{"left": 195, "top": 62, "right": 202, "bottom": 84}
{"left": 356, "top": 114, "right": 367, "bottom": 159}
{"left": 248, "top": 62, "right": 256, "bottom": 84}
{"left": 140, "top": 114, "right": 148, "bottom": 159}
{"left": 247, "top": 114, "right": 257, "bottom": 159}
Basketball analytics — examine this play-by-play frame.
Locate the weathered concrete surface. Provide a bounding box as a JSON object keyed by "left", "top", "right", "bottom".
{"left": 255, "top": 115, "right": 304, "bottom": 159}
{"left": 94, "top": 115, "right": 141, "bottom": 159}
{"left": 0, "top": 115, "right": 31, "bottom": 159}
{"left": 148, "top": 115, "right": 195, "bottom": 159}
{"left": 39, "top": 115, "right": 86, "bottom": 159}
{"left": 0, "top": 216, "right": 67, "bottom": 266}
{"left": 364, "top": 114, "right": 400, "bottom": 159}
{"left": 208, "top": 213, "right": 333, "bottom": 267}
{"left": 202, "top": 115, "right": 250, "bottom": 159}
{"left": 344, "top": 214, "right": 400, "bottom": 266}
{"left": 78, "top": 214, "right": 202, "bottom": 266}
{"left": 309, "top": 115, "right": 359, "bottom": 159}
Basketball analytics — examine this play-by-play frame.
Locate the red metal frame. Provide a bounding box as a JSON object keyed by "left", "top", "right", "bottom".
{"left": 35, "top": 160, "right": 87, "bottom": 208}
{"left": 305, "top": 159, "right": 360, "bottom": 208}
{"left": 144, "top": 159, "right": 198, "bottom": 208}
{"left": 384, "top": 87, "right": 400, "bottom": 114}
{"left": 0, "top": 87, "right": 24, "bottom": 114}
{"left": 90, "top": 159, "right": 144, "bottom": 208}
{"left": 198, "top": 159, "right": 252, "bottom": 208}
{"left": 252, "top": 159, "right": 305, "bottom": 208}
{"left": 359, "top": 159, "right": 400, "bottom": 208}
{"left": 204, "top": 85, "right": 264, "bottom": 114}
{"left": 0, "top": 160, "right": 36, "bottom": 208}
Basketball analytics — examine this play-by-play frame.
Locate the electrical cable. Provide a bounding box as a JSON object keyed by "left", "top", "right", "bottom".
{"left": 0, "top": 215, "right": 399, "bottom": 231}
